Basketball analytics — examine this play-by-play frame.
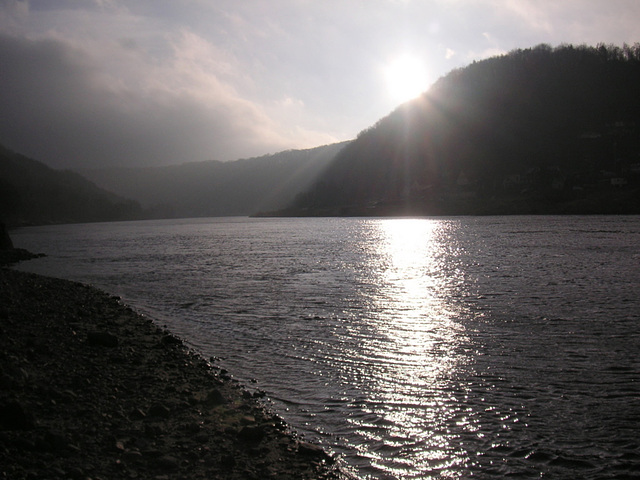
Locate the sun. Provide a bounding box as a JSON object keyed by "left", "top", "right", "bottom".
{"left": 384, "top": 54, "right": 429, "bottom": 104}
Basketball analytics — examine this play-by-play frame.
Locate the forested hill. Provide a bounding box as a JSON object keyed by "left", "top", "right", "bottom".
{"left": 82, "top": 142, "right": 349, "bottom": 218}
{"left": 0, "top": 145, "right": 142, "bottom": 226}
{"left": 285, "top": 44, "right": 640, "bottom": 216}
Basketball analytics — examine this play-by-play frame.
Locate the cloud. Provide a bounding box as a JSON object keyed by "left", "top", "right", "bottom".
{"left": 0, "top": 2, "right": 341, "bottom": 168}
{"left": 488, "top": 0, "right": 640, "bottom": 44}
{"left": 1, "top": 1, "right": 639, "bottom": 169}
{"left": 0, "top": 29, "right": 326, "bottom": 168}
{"left": 0, "top": 0, "right": 28, "bottom": 18}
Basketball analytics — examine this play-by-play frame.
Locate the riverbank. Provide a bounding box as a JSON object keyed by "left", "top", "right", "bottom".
{"left": 0, "top": 263, "right": 351, "bottom": 479}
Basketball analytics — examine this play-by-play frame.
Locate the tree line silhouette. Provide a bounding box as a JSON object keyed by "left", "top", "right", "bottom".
{"left": 291, "top": 44, "right": 640, "bottom": 215}
{"left": 0, "top": 145, "right": 142, "bottom": 226}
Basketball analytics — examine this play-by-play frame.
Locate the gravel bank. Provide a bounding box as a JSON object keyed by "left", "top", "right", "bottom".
{"left": 0, "top": 263, "right": 352, "bottom": 480}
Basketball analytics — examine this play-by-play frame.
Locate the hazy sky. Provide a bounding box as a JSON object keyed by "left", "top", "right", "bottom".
{"left": 1, "top": 0, "right": 639, "bottom": 169}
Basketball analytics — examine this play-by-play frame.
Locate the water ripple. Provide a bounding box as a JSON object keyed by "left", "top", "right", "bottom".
{"left": 12, "top": 215, "right": 640, "bottom": 479}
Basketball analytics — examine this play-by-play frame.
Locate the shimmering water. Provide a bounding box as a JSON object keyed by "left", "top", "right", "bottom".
{"left": 12, "top": 216, "right": 640, "bottom": 479}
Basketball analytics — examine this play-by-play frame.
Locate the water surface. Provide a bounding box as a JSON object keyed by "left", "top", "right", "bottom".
{"left": 12, "top": 216, "right": 640, "bottom": 479}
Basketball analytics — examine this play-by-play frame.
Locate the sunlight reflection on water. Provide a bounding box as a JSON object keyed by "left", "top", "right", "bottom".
{"left": 348, "top": 219, "right": 472, "bottom": 478}
{"left": 12, "top": 216, "right": 640, "bottom": 480}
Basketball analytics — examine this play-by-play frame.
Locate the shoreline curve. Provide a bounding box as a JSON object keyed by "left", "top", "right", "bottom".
{"left": 0, "top": 263, "right": 354, "bottom": 479}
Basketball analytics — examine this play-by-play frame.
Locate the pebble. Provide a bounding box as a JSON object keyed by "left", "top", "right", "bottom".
{"left": 0, "top": 265, "right": 350, "bottom": 480}
{"left": 238, "top": 425, "right": 266, "bottom": 443}
{"left": 87, "top": 331, "right": 119, "bottom": 347}
{"left": 148, "top": 404, "right": 171, "bottom": 418}
{"left": 156, "top": 455, "right": 179, "bottom": 470}
{"left": 0, "top": 401, "right": 33, "bottom": 430}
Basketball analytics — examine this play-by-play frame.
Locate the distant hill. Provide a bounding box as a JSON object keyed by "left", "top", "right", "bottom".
{"left": 0, "top": 145, "right": 142, "bottom": 226}
{"left": 284, "top": 44, "right": 640, "bottom": 216}
{"left": 82, "top": 142, "right": 349, "bottom": 218}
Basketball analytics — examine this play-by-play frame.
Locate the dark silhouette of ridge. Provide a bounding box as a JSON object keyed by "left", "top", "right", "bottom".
{"left": 0, "top": 144, "right": 142, "bottom": 226}
{"left": 82, "top": 142, "right": 350, "bottom": 218}
{"left": 283, "top": 43, "right": 640, "bottom": 216}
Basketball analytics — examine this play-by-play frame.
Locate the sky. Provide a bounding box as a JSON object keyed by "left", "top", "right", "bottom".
{"left": 0, "top": 0, "right": 639, "bottom": 169}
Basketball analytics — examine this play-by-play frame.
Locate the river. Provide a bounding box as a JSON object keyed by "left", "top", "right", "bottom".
{"left": 12, "top": 215, "right": 640, "bottom": 479}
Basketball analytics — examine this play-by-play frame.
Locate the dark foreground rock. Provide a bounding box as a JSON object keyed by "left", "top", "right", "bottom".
{"left": 0, "top": 224, "right": 12, "bottom": 250}
{"left": 0, "top": 267, "right": 352, "bottom": 480}
{"left": 0, "top": 248, "right": 44, "bottom": 266}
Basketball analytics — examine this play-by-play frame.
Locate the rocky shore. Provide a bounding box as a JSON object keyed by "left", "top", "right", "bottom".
{"left": 0, "top": 260, "right": 353, "bottom": 479}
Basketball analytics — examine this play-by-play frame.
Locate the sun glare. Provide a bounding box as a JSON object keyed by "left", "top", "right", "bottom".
{"left": 384, "top": 55, "right": 429, "bottom": 104}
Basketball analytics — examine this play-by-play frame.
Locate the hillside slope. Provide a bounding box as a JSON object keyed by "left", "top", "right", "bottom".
{"left": 0, "top": 145, "right": 142, "bottom": 226}
{"left": 83, "top": 142, "right": 349, "bottom": 218}
{"left": 289, "top": 44, "right": 640, "bottom": 215}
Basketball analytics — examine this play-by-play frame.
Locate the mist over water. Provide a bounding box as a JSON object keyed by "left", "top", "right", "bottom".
{"left": 13, "top": 216, "right": 640, "bottom": 479}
